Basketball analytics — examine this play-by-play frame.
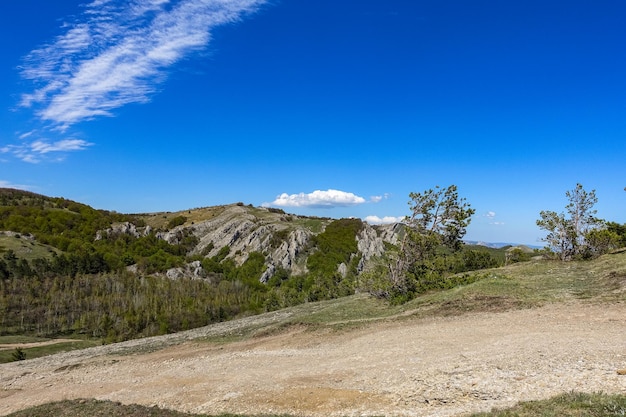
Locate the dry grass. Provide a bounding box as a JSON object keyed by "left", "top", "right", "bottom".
{"left": 137, "top": 205, "right": 229, "bottom": 230}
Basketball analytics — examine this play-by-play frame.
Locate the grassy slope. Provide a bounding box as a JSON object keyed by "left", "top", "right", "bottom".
{"left": 0, "top": 337, "right": 98, "bottom": 363}
{"left": 3, "top": 251, "right": 625, "bottom": 355}
{"left": 0, "top": 234, "right": 59, "bottom": 260}
{"left": 135, "top": 204, "right": 331, "bottom": 234}
{"left": 4, "top": 251, "right": 626, "bottom": 416}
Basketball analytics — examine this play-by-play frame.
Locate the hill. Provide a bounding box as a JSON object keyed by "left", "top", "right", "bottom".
{"left": 1, "top": 251, "right": 625, "bottom": 416}
{"left": 0, "top": 187, "right": 394, "bottom": 279}
{"left": 0, "top": 188, "right": 513, "bottom": 342}
{"left": 0, "top": 187, "right": 512, "bottom": 282}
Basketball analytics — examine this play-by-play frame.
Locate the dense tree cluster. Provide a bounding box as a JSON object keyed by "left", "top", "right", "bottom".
{"left": 0, "top": 268, "right": 252, "bottom": 342}
{"left": 0, "top": 189, "right": 199, "bottom": 274}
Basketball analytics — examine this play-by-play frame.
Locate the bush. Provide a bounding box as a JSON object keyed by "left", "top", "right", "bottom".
{"left": 166, "top": 216, "right": 187, "bottom": 230}
{"left": 11, "top": 347, "right": 26, "bottom": 361}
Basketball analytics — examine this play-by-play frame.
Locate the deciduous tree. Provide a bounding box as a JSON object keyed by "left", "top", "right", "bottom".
{"left": 385, "top": 185, "right": 475, "bottom": 300}
{"left": 537, "top": 183, "right": 607, "bottom": 260}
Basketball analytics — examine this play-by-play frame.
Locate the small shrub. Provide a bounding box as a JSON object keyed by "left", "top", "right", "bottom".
{"left": 166, "top": 216, "right": 187, "bottom": 230}
{"left": 11, "top": 347, "right": 26, "bottom": 361}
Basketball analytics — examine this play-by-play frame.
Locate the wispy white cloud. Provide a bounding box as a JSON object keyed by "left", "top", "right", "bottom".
{"left": 18, "top": 131, "right": 36, "bottom": 140}
{"left": 370, "top": 193, "right": 391, "bottom": 203}
{"left": 364, "top": 215, "right": 403, "bottom": 225}
{"left": 19, "top": 0, "right": 266, "bottom": 130}
{"left": 1, "top": 138, "right": 93, "bottom": 163}
{"left": 266, "top": 189, "right": 367, "bottom": 208}
{"left": 483, "top": 211, "right": 504, "bottom": 226}
{"left": 30, "top": 139, "right": 92, "bottom": 154}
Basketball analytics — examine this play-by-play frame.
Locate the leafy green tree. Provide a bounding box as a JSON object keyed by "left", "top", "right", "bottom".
{"left": 384, "top": 185, "right": 475, "bottom": 300}
{"left": 536, "top": 210, "right": 576, "bottom": 261}
{"left": 537, "top": 184, "right": 607, "bottom": 260}
{"left": 583, "top": 229, "right": 621, "bottom": 258}
{"left": 606, "top": 222, "right": 626, "bottom": 248}
{"left": 505, "top": 247, "right": 532, "bottom": 264}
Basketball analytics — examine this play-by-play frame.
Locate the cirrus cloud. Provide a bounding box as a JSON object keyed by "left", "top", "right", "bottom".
{"left": 19, "top": 0, "right": 267, "bottom": 130}
{"left": 267, "top": 189, "right": 367, "bottom": 208}
{"left": 1, "top": 138, "right": 92, "bottom": 163}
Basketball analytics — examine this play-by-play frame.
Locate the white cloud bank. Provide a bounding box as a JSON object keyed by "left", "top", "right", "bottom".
{"left": 267, "top": 189, "right": 367, "bottom": 208}
{"left": 19, "top": 0, "right": 267, "bottom": 130}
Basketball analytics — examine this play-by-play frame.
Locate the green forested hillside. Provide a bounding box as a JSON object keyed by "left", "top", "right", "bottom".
{"left": 0, "top": 188, "right": 509, "bottom": 344}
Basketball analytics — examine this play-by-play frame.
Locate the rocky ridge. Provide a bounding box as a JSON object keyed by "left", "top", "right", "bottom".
{"left": 105, "top": 204, "right": 400, "bottom": 282}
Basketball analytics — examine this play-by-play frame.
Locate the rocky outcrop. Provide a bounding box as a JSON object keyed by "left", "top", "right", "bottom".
{"left": 166, "top": 261, "right": 204, "bottom": 280}
{"left": 105, "top": 204, "right": 405, "bottom": 283}
{"left": 95, "top": 222, "right": 152, "bottom": 240}
{"left": 260, "top": 228, "right": 312, "bottom": 282}
{"left": 187, "top": 206, "right": 268, "bottom": 261}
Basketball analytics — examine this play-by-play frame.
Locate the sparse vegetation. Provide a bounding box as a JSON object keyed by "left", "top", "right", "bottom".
{"left": 3, "top": 399, "right": 297, "bottom": 417}
{"left": 5, "top": 388, "right": 626, "bottom": 417}
{"left": 0, "top": 339, "right": 97, "bottom": 363}
{"left": 470, "top": 391, "right": 626, "bottom": 417}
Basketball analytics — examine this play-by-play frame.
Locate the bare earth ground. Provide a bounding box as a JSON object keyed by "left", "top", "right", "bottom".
{"left": 1, "top": 301, "right": 625, "bottom": 417}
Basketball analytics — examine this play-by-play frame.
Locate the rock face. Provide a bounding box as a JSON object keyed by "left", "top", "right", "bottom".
{"left": 181, "top": 206, "right": 401, "bottom": 281}
{"left": 260, "top": 228, "right": 312, "bottom": 282}
{"left": 166, "top": 261, "right": 204, "bottom": 280}
{"left": 105, "top": 204, "right": 403, "bottom": 282}
{"left": 95, "top": 222, "right": 152, "bottom": 240}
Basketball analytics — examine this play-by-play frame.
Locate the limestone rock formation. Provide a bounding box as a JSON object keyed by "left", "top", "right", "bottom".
{"left": 99, "top": 204, "right": 404, "bottom": 283}
{"left": 95, "top": 222, "right": 152, "bottom": 240}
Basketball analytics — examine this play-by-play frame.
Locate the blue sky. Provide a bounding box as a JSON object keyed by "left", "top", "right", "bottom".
{"left": 1, "top": 0, "right": 625, "bottom": 246}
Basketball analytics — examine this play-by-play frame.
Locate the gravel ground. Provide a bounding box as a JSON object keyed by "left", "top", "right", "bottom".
{"left": 1, "top": 301, "right": 625, "bottom": 417}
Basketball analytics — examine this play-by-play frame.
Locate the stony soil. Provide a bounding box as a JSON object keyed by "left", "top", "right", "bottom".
{"left": 1, "top": 301, "right": 625, "bottom": 417}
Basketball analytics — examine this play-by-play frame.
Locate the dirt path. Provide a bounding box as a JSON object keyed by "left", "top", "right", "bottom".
{"left": 0, "top": 339, "right": 79, "bottom": 351}
{"left": 1, "top": 301, "right": 625, "bottom": 417}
